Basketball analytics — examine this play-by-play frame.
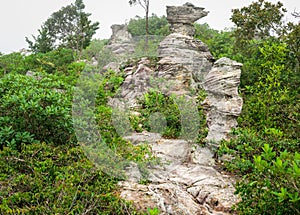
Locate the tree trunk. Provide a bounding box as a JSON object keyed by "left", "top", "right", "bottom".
{"left": 145, "top": 0, "right": 149, "bottom": 52}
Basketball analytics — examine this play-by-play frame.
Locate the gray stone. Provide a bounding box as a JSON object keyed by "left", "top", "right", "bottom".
{"left": 106, "top": 24, "right": 135, "bottom": 56}
{"left": 102, "top": 62, "right": 120, "bottom": 72}
{"left": 167, "top": 2, "right": 209, "bottom": 36}
{"left": 203, "top": 57, "right": 243, "bottom": 147}
{"left": 119, "top": 131, "right": 239, "bottom": 215}
{"left": 158, "top": 33, "right": 213, "bottom": 88}
{"left": 109, "top": 24, "right": 132, "bottom": 43}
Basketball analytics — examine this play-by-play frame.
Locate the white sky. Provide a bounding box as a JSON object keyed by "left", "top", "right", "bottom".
{"left": 0, "top": 0, "right": 299, "bottom": 53}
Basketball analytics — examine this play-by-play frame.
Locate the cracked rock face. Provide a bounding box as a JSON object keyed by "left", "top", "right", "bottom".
{"left": 159, "top": 3, "right": 213, "bottom": 89}
{"left": 107, "top": 3, "right": 243, "bottom": 214}
{"left": 109, "top": 57, "right": 196, "bottom": 109}
{"left": 158, "top": 33, "right": 213, "bottom": 88}
{"left": 203, "top": 57, "right": 243, "bottom": 148}
{"left": 167, "top": 2, "right": 209, "bottom": 36}
{"left": 119, "top": 132, "right": 239, "bottom": 215}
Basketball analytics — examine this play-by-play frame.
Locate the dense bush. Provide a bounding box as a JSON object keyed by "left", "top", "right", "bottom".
{"left": 137, "top": 90, "right": 181, "bottom": 138}
{"left": 0, "top": 142, "right": 139, "bottom": 214}
{"left": 236, "top": 145, "right": 300, "bottom": 214}
{"left": 82, "top": 39, "right": 108, "bottom": 60}
{"left": 135, "top": 89, "right": 207, "bottom": 142}
{"left": 0, "top": 52, "right": 27, "bottom": 76}
{"left": 218, "top": 129, "right": 300, "bottom": 214}
{"left": 0, "top": 73, "right": 74, "bottom": 149}
{"left": 24, "top": 48, "right": 75, "bottom": 74}
{"left": 127, "top": 14, "right": 169, "bottom": 36}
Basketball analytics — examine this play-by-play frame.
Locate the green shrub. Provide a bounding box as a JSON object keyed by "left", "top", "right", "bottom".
{"left": 0, "top": 73, "right": 74, "bottom": 148}
{"left": 127, "top": 14, "right": 169, "bottom": 37}
{"left": 218, "top": 129, "right": 300, "bottom": 214}
{"left": 137, "top": 90, "right": 181, "bottom": 138}
{"left": 235, "top": 144, "right": 300, "bottom": 214}
{"left": 82, "top": 38, "right": 108, "bottom": 60}
{"left": 0, "top": 142, "right": 140, "bottom": 214}
{"left": 136, "top": 89, "right": 207, "bottom": 141}
{"left": 0, "top": 52, "right": 27, "bottom": 76}
{"left": 24, "top": 48, "right": 75, "bottom": 74}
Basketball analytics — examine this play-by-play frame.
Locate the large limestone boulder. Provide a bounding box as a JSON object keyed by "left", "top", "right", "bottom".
{"left": 109, "top": 57, "right": 196, "bottom": 108}
{"left": 158, "top": 2, "right": 213, "bottom": 90}
{"left": 110, "top": 24, "right": 132, "bottom": 43}
{"left": 203, "top": 57, "right": 243, "bottom": 148}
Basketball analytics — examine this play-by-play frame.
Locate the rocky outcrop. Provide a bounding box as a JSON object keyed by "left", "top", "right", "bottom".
{"left": 106, "top": 3, "right": 243, "bottom": 214}
{"left": 158, "top": 2, "right": 213, "bottom": 90}
{"left": 202, "top": 57, "right": 243, "bottom": 148}
{"left": 109, "top": 55, "right": 198, "bottom": 108}
{"left": 106, "top": 24, "right": 135, "bottom": 56}
{"left": 158, "top": 33, "right": 213, "bottom": 88}
{"left": 119, "top": 132, "right": 239, "bottom": 215}
{"left": 167, "top": 2, "right": 209, "bottom": 36}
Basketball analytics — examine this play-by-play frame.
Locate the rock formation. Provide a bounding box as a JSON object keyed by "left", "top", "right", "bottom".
{"left": 159, "top": 3, "right": 213, "bottom": 89}
{"left": 106, "top": 24, "right": 135, "bottom": 56}
{"left": 110, "top": 3, "right": 214, "bottom": 108}
{"left": 106, "top": 2, "right": 243, "bottom": 214}
{"left": 203, "top": 58, "right": 243, "bottom": 148}
{"left": 120, "top": 131, "right": 239, "bottom": 215}
{"left": 167, "top": 2, "right": 209, "bottom": 36}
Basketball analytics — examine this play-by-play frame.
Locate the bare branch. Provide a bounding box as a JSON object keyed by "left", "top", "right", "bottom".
{"left": 292, "top": 9, "right": 300, "bottom": 18}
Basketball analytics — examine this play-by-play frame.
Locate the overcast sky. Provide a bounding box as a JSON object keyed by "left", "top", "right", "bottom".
{"left": 0, "top": 0, "right": 299, "bottom": 53}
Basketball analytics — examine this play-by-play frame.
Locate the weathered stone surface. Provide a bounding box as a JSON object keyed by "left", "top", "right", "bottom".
{"left": 106, "top": 3, "right": 243, "bottom": 214}
{"left": 106, "top": 24, "right": 135, "bottom": 56}
{"left": 109, "top": 56, "right": 197, "bottom": 108}
{"left": 102, "top": 62, "right": 120, "bottom": 72}
{"left": 158, "top": 33, "right": 213, "bottom": 89}
{"left": 119, "top": 131, "right": 238, "bottom": 215}
{"left": 167, "top": 2, "right": 209, "bottom": 36}
{"left": 108, "top": 58, "right": 155, "bottom": 109}
{"left": 109, "top": 24, "right": 132, "bottom": 43}
{"left": 203, "top": 57, "right": 243, "bottom": 147}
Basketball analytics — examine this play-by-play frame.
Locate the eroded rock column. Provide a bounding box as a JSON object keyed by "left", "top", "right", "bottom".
{"left": 202, "top": 57, "right": 243, "bottom": 149}
{"left": 158, "top": 2, "right": 213, "bottom": 89}
{"left": 167, "top": 2, "right": 209, "bottom": 36}
{"left": 106, "top": 24, "right": 134, "bottom": 55}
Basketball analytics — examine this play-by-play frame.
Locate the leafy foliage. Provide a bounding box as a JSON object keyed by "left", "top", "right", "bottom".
{"left": 194, "top": 23, "right": 237, "bottom": 60}
{"left": 82, "top": 39, "right": 109, "bottom": 60}
{"left": 0, "top": 143, "right": 140, "bottom": 214}
{"left": 26, "top": 0, "right": 99, "bottom": 54}
{"left": 0, "top": 73, "right": 75, "bottom": 149}
{"left": 128, "top": 14, "right": 169, "bottom": 36}
{"left": 136, "top": 89, "right": 207, "bottom": 142}
{"left": 0, "top": 53, "right": 27, "bottom": 76}
{"left": 231, "top": 0, "right": 286, "bottom": 54}
{"left": 238, "top": 41, "right": 300, "bottom": 138}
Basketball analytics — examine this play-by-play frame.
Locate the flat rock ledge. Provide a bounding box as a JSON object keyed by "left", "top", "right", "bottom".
{"left": 119, "top": 131, "right": 239, "bottom": 215}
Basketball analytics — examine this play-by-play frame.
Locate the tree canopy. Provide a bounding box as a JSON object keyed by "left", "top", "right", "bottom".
{"left": 127, "top": 14, "right": 169, "bottom": 36}
{"left": 26, "top": 0, "right": 99, "bottom": 54}
{"left": 231, "top": 0, "right": 286, "bottom": 52}
{"left": 129, "top": 0, "right": 150, "bottom": 36}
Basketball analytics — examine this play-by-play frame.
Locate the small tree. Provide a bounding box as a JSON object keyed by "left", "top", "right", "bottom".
{"left": 129, "top": 0, "right": 150, "bottom": 48}
{"left": 26, "top": 0, "right": 99, "bottom": 56}
{"left": 127, "top": 14, "right": 169, "bottom": 36}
